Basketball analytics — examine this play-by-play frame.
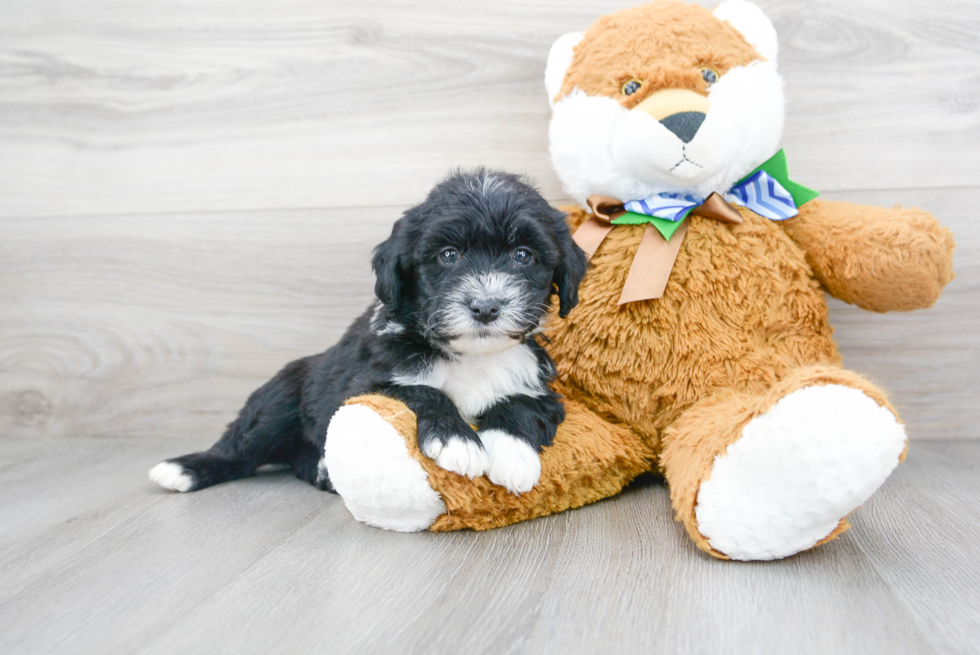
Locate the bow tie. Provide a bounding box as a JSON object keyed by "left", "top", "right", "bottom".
{"left": 572, "top": 150, "right": 819, "bottom": 304}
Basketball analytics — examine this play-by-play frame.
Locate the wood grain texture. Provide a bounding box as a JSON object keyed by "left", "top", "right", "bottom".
{"left": 0, "top": 437, "right": 977, "bottom": 654}
{"left": 0, "top": 206, "right": 391, "bottom": 441}
{"left": 850, "top": 440, "right": 980, "bottom": 654}
{"left": 0, "top": 0, "right": 978, "bottom": 218}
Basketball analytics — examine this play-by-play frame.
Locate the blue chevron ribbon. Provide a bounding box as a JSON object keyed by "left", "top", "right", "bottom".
{"left": 624, "top": 192, "right": 702, "bottom": 223}
{"left": 617, "top": 150, "right": 820, "bottom": 238}
{"left": 725, "top": 170, "right": 798, "bottom": 220}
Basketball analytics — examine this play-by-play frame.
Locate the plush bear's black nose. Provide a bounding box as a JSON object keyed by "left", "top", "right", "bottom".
{"left": 660, "top": 111, "right": 706, "bottom": 143}
{"left": 469, "top": 299, "right": 500, "bottom": 324}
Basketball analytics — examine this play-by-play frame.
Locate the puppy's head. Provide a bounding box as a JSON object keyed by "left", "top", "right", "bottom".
{"left": 372, "top": 169, "right": 586, "bottom": 356}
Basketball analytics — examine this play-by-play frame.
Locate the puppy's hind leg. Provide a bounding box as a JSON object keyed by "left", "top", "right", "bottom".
{"left": 150, "top": 361, "right": 306, "bottom": 492}
{"left": 149, "top": 409, "right": 288, "bottom": 492}
{"left": 149, "top": 447, "right": 257, "bottom": 493}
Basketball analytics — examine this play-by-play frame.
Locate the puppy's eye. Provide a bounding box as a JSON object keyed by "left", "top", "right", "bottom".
{"left": 621, "top": 79, "right": 642, "bottom": 96}
{"left": 513, "top": 248, "right": 534, "bottom": 265}
{"left": 701, "top": 67, "right": 719, "bottom": 85}
{"left": 439, "top": 248, "right": 459, "bottom": 265}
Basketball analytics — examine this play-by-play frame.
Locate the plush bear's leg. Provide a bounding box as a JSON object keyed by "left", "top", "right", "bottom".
{"left": 325, "top": 394, "right": 654, "bottom": 532}
{"left": 660, "top": 365, "right": 908, "bottom": 561}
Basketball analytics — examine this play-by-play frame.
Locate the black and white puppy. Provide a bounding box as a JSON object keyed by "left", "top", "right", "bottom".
{"left": 149, "top": 169, "right": 587, "bottom": 496}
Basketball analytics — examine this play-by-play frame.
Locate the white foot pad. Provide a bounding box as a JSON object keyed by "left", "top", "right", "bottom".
{"left": 324, "top": 404, "right": 446, "bottom": 532}
{"left": 480, "top": 429, "right": 541, "bottom": 494}
{"left": 148, "top": 461, "right": 194, "bottom": 492}
{"left": 695, "top": 385, "right": 906, "bottom": 561}
{"left": 422, "top": 436, "right": 489, "bottom": 479}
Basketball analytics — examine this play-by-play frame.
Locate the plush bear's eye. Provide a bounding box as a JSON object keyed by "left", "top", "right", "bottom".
{"left": 621, "top": 79, "right": 642, "bottom": 96}
{"left": 513, "top": 248, "right": 534, "bottom": 265}
{"left": 439, "top": 248, "right": 459, "bottom": 265}
{"left": 701, "top": 68, "right": 719, "bottom": 85}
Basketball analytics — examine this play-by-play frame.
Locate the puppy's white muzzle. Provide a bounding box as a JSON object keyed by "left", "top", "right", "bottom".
{"left": 442, "top": 272, "right": 535, "bottom": 355}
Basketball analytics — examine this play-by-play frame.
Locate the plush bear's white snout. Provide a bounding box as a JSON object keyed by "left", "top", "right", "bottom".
{"left": 612, "top": 102, "right": 739, "bottom": 189}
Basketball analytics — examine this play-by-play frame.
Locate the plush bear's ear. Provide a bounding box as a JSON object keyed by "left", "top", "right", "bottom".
{"left": 713, "top": 0, "right": 778, "bottom": 64}
{"left": 371, "top": 221, "right": 408, "bottom": 311}
{"left": 551, "top": 209, "right": 588, "bottom": 318}
{"left": 545, "top": 32, "right": 584, "bottom": 107}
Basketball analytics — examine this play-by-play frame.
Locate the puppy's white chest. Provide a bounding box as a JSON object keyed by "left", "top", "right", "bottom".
{"left": 394, "top": 345, "right": 543, "bottom": 422}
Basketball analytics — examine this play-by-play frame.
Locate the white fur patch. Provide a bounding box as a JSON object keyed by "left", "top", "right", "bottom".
{"left": 324, "top": 404, "right": 446, "bottom": 532}
{"left": 550, "top": 91, "right": 634, "bottom": 205}
{"left": 446, "top": 334, "right": 521, "bottom": 356}
{"left": 370, "top": 301, "right": 406, "bottom": 336}
{"left": 392, "top": 343, "right": 543, "bottom": 423}
{"left": 451, "top": 272, "right": 524, "bottom": 306}
{"left": 704, "top": 61, "right": 784, "bottom": 188}
{"left": 479, "top": 172, "right": 505, "bottom": 196}
{"left": 422, "top": 435, "right": 489, "bottom": 479}
{"left": 148, "top": 461, "right": 194, "bottom": 492}
{"left": 480, "top": 429, "right": 541, "bottom": 494}
{"left": 695, "top": 385, "right": 907, "bottom": 561}
{"left": 316, "top": 457, "right": 329, "bottom": 486}
{"left": 545, "top": 32, "right": 584, "bottom": 106}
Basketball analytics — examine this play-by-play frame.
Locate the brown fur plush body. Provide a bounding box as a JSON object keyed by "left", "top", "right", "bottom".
{"left": 333, "top": 1, "right": 955, "bottom": 559}
{"left": 550, "top": 199, "right": 953, "bottom": 450}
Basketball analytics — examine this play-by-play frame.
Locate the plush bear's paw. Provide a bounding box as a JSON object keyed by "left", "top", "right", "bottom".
{"left": 695, "top": 384, "right": 906, "bottom": 561}
{"left": 324, "top": 403, "right": 446, "bottom": 532}
{"left": 480, "top": 429, "right": 541, "bottom": 494}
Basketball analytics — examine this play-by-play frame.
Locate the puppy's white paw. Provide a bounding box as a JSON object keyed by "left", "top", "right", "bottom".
{"left": 148, "top": 461, "right": 194, "bottom": 492}
{"left": 480, "top": 429, "right": 541, "bottom": 494}
{"left": 423, "top": 436, "right": 488, "bottom": 478}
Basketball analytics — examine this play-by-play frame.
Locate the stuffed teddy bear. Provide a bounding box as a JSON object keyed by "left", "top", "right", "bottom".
{"left": 322, "top": 0, "right": 955, "bottom": 560}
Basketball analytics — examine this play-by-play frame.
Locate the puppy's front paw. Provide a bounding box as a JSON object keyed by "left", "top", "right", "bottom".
{"left": 423, "top": 437, "right": 489, "bottom": 479}
{"left": 479, "top": 429, "right": 541, "bottom": 494}
{"left": 419, "top": 417, "right": 487, "bottom": 478}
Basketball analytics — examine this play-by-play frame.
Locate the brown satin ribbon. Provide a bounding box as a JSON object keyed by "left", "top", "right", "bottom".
{"left": 574, "top": 192, "right": 742, "bottom": 304}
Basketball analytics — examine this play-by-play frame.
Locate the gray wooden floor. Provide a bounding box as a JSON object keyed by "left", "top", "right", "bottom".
{"left": 0, "top": 438, "right": 978, "bottom": 654}
{"left": 2, "top": 0, "right": 979, "bottom": 653}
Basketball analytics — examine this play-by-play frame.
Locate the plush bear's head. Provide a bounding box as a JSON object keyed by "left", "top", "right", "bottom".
{"left": 546, "top": 0, "right": 784, "bottom": 204}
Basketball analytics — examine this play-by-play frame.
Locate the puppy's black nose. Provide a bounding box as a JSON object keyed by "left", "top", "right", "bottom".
{"left": 469, "top": 299, "right": 500, "bottom": 324}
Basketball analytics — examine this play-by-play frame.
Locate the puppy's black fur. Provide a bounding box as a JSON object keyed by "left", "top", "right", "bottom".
{"left": 152, "top": 169, "right": 587, "bottom": 493}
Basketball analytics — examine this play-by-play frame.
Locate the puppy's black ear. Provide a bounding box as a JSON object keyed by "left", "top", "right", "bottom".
{"left": 551, "top": 209, "right": 588, "bottom": 318}
{"left": 372, "top": 222, "right": 406, "bottom": 310}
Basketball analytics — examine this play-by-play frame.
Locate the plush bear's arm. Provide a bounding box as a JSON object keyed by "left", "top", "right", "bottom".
{"left": 780, "top": 198, "right": 955, "bottom": 312}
